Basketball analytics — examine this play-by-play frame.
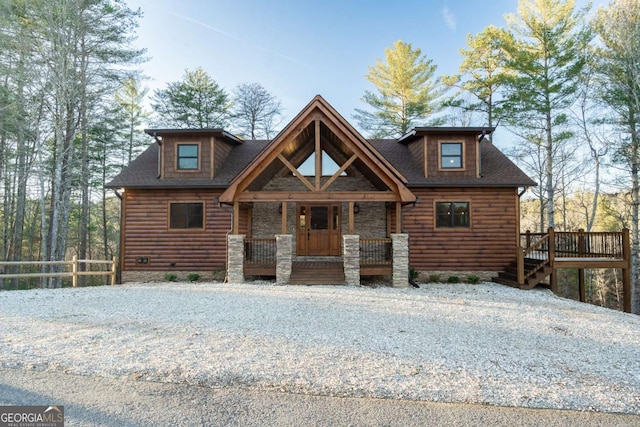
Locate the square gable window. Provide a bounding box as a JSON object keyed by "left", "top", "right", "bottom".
{"left": 177, "top": 144, "right": 199, "bottom": 170}
{"left": 440, "top": 142, "right": 463, "bottom": 169}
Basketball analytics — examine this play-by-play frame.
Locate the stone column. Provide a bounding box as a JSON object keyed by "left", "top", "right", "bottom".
{"left": 276, "top": 234, "right": 293, "bottom": 285}
{"left": 392, "top": 233, "right": 409, "bottom": 288}
{"left": 227, "top": 234, "right": 245, "bottom": 283}
{"left": 343, "top": 235, "right": 360, "bottom": 286}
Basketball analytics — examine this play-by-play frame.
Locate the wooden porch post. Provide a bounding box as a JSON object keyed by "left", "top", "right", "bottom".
{"left": 517, "top": 246, "right": 525, "bottom": 286}
{"left": 548, "top": 227, "right": 557, "bottom": 294}
{"left": 395, "top": 201, "right": 402, "bottom": 233}
{"left": 622, "top": 228, "right": 631, "bottom": 313}
{"left": 281, "top": 201, "right": 287, "bottom": 234}
{"left": 233, "top": 202, "right": 239, "bottom": 234}
{"left": 578, "top": 229, "right": 585, "bottom": 303}
{"left": 348, "top": 201, "right": 355, "bottom": 234}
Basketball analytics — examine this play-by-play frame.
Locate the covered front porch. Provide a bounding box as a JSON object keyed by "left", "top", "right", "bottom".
{"left": 228, "top": 232, "right": 409, "bottom": 287}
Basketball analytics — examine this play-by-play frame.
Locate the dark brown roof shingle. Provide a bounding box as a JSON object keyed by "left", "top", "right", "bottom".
{"left": 107, "top": 136, "right": 535, "bottom": 189}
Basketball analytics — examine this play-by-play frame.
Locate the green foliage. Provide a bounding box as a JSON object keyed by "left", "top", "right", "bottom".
{"left": 152, "top": 67, "right": 230, "bottom": 128}
{"left": 447, "top": 276, "right": 460, "bottom": 283}
{"left": 428, "top": 274, "right": 441, "bottom": 283}
{"left": 466, "top": 275, "right": 481, "bottom": 284}
{"left": 354, "top": 40, "right": 446, "bottom": 138}
{"left": 409, "top": 267, "right": 419, "bottom": 280}
{"left": 187, "top": 273, "right": 200, "bottom": 282}
{"left": 165, "top": 273, "right": 178, "bottom": 282}
{"left": 442, "top": 25, "right": 511, "bottom": 127}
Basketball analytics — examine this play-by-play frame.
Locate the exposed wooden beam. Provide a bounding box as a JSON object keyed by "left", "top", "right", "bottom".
{"left": 320, "top": 154, "right": 357, "bottom": 192}
{"left": 315, "top": 120, "right": 321, "bottom": 191}
{"left": 277, "top": 154, "right": 316, "bottom": 192}
{"left": 236, "top": 191, "right": 399, "bottom": 203}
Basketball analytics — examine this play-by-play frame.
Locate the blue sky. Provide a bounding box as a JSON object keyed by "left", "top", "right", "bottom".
{"left": 125, "top": 0, "right": 601, "bottom": 142}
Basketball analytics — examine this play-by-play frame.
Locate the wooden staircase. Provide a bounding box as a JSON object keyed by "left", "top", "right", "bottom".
{"left": 289, "top": 261, "right": 345, "bottom": 285}
{"left": 492, "top": 258, "right": 552, "bottom": 290}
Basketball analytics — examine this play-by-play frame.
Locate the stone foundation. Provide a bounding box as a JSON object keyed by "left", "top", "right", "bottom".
{"left": 121, "top": 270, "right": 226, "bottom": 283}
{"left": 416, "top": 270, "right": 499, "bottom": 283}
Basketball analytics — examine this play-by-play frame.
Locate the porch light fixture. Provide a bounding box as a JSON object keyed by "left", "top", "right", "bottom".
{"left": 354, "top": 202, "right": 360, "bottom": 214}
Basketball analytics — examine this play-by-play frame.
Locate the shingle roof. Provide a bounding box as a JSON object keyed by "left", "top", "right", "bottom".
{"left": 106, "top": 136, "right": 535, "bottom": 189}
{"left": 369, "top": 139, "right": 537, "bottom": 187}
{"left": 106, "top": 140, "right": 269, "bottom": 189}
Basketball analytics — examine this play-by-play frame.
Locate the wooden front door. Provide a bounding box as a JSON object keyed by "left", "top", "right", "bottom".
{"left": 297, "top": 204, "right": 341, "bottom": 256}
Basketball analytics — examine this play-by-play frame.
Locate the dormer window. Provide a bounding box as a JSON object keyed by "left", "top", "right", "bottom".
{"left": 439, "top": 142, "right": 463, "bottom": 169}
{"left": 176, "top": 143, "right": 199, "bottom": 170}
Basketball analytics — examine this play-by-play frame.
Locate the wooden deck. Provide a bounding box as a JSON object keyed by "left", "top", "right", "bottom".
{"left": 493, "top": 228, "right": 631, "bottom": 313}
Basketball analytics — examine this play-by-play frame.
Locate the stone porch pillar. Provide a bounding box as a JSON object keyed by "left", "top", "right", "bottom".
{"left": 276, "top": 234, "right": 293, "bottom": 285}
{"left": 392, "top": 233, "right": 409, "bottom": 288}
{"left": 343, "top": 235, "right": 360, "bottom": 286}
{"left": 227, "top": 234, "right": 245, "bottom": 283}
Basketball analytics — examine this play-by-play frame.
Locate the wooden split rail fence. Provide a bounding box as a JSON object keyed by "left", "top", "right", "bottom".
{"left": 0, "top": 256, "right": 117, "bottom": 287}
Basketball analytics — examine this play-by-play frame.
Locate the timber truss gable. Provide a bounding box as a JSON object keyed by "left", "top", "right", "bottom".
{"left": 219, "top": 95, "right": 416, "bottom": 205}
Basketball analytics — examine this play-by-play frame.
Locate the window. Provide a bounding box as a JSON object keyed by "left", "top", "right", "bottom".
{"left": 177, "top": 144, "right": 199, "bottom": 170}
{"left": 436, "top": 202, "right": 470, "bottom": 228}
{"left": 440, "top": 142, "right": 463, "bottom": 169}
{"left": 170, "top": 203, "right": 204, "bottom": 229}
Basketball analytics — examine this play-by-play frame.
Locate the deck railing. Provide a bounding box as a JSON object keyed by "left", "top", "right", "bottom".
{"left": 244, "top": 237, "right": 277, "bottom": 275}
{"left": 360, "top": 238, "right": 392, "bottom": 267}
{"left": 360, "top": 238, "right": 392, "bottom": 275}
{"left": 520, "top": 229, "right": 627, "bottom": 259}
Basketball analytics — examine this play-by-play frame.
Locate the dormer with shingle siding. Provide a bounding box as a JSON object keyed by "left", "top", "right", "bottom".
{"left": 398, "top": 127, "right": 491, "bottom": 179}
{"left": 145, "top": 129, "right": 243, "bottom": 181}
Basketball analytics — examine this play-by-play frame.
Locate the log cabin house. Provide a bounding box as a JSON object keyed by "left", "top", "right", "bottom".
{"left": 107, "top": 95, "right": 539, "bottom": 286}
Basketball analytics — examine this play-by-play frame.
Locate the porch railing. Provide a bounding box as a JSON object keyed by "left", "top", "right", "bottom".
{"left": 244, "top": 237, "right": 277, "bottom": 275}
{"left": 360, "top": 238, "right": 392, "bottom": 275}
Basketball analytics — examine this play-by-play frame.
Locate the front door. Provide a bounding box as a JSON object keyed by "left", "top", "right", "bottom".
{"left": 297, "top": 204, "right": 341, "bottom": 256}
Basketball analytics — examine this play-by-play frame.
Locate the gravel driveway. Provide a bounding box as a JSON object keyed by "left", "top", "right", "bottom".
{"left": 0, "top": 282, "right": 639, "bottom": 414}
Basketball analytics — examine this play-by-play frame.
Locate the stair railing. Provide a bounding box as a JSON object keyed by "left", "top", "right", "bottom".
{"left": 518, "top": 228, "right": 554, "bottom": 285}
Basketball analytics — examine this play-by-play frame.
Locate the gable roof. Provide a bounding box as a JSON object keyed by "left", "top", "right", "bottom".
{"left": 218, "top": 95, "right": 416, "bottom": 203}
{"left": 106, "top": 96, "right": 535, "bottom": 190}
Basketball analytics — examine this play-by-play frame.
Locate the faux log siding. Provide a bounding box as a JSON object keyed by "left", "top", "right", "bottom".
{"left": 122, "top": 189, "right": 230, "bottom": 271}
{"left": 425, "top": 134, "right": 477, "bottom": 178}
{"left": 404, "top": 187, "right": 518, "bottom": 271}
{"left": 162, "top": 136, "right": 213, "bottom": 180}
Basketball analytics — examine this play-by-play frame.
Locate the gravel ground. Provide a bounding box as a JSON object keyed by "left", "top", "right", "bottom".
{"left": 0, "top": 282, "right": 639, "bottom": 415}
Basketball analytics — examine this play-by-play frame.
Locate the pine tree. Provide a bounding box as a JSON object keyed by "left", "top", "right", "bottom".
{"left": 151, "top": 67, "right": 230, "bottom": 128}
{"left": 499, "top": 0, "right": 592, "bottom": 230}
{"left": 354, "top": 40, "right": 445, "bottom": 138}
